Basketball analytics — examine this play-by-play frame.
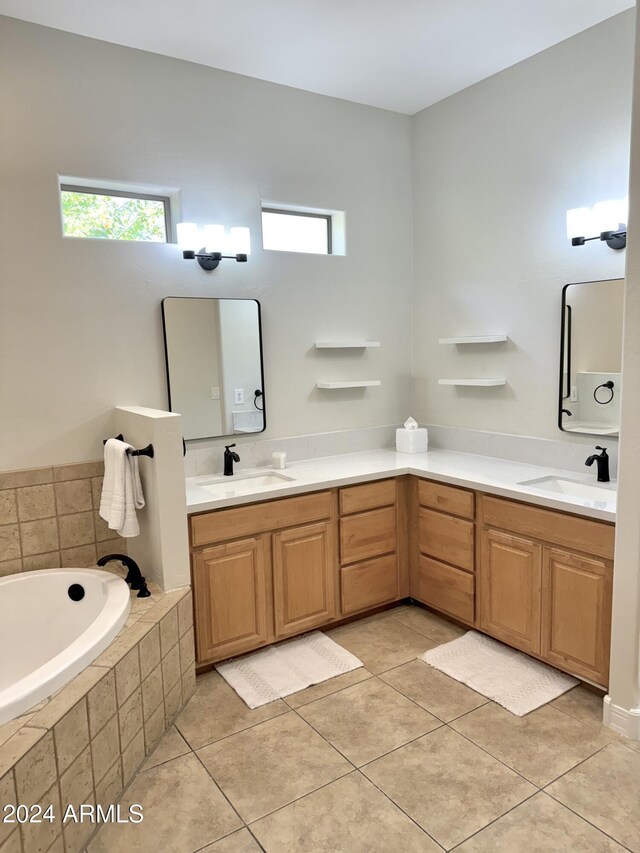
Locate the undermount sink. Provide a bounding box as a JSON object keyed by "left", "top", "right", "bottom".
{"left": 517, "top": 476, "right": 615, "bottom": 503}
{"left": 197, "top": 470, "right": 295, "bottom": 497}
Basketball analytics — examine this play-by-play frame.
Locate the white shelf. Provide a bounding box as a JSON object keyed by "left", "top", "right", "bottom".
{"left": 438, "top": 335, "right": 508, "bottom": 344}
{"left": 438, "top": 378, "right": 506, "bottom": 387}
{"left": 315, "top": 341, "right": 381, "bottom": 349}
{"left": 317, "top": 380, "right": 382, "bottom": 389}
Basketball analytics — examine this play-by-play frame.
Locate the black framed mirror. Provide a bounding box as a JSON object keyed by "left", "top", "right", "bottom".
{"left": 162, "top": 297, "right": 266, "bottom": 440}
{"left": 558, "top": 278, "right": 623, "bottom": 437}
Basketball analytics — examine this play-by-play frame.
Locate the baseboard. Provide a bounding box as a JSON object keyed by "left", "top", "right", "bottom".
{"left": 603, "top": 695, "right": 640, "bottom": 739}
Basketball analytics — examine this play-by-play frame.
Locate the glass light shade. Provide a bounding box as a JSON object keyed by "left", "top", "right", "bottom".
{"left": 592, "top": 197, "right": 628, "bottom": 233}
{"left": 203, "top": 224, "right": 226, "bottom": 252}
{"left": 566, "top": 207, "right": 593, "bottom": 239}
{"left": 176, "top": 222, "right": 199, "bottom": 250}
{"left": 230, "top": 226, "right": 251, "bottom": 256}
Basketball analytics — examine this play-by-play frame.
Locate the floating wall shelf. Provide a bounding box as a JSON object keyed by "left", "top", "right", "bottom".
{"left": 317, "top": 380, "right": 381, "bottom": 389}
{"left": 315, "top": 341, "right": 381, "bottom": 349}
{"left": 438, "top": 335, "right": 508, "bottom": 344}
{"left": 438, "top": 378, "right": 506, "bottom": 387}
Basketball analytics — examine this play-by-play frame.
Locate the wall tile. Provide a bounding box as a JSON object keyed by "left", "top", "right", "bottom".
{"left": 115, "top": 648, "right": 141, "bottom": 705}
{"left": 144, "top": 703, "right": 166, "bottom": 756}
{"left": 0, "top": 559, "right": 22, "bottom": 577}
{"left": 0, "top": 525, "right": 21, "bottom": 562}
{"left": 58, "top": 512, "right": 94, "bottom": 549}
{"left": 16, "top": 485, "right": 56, "bottom": 522}
{"left": 87, "top": 671, "right": 117, "bottom": 739}
{"left": 0, "top": 468, "right": 52, "bottom": 490}
{"left": 0, "top": 491, "right": 17, "bottom": 525}
{"left": 177, "top": 590, "right": 193, "bottom": 637}
{"left": 121, "top": 728, "right": 145, "bottom": 785}
{"left": 118, "top": 688, "right": 143, "bottom": 750}
{"left": 53, "top": 461, "right": 103, "bottom": 482}
{"left": 60, "top": 544, "right": 97, "bottom": 568}
{"left": 164, "top": 680, "right": 183, "bottom": 723}
{"left": 138, "top": 624, "right": 161, "bottom": 681}
{"left": 94, "top": 757, "right": 123, "bottom": 810}
{"left": 53, "top": 700, "right": 89, "bottom": 776}
{"left": 179, "top": 627, "right": 195, "bottom": 674}
{"left": 93, "top": 511, "right": 119, "bottom": 543}
{"left": 20, "top": 518, "right": 59, "bottom": 557}
{"left": 59, "top": 745, "right": 93, "bottom": 806}
{"left": 162, "top": 644, "right": 181, "bottom": 694}
{"left": 22, "top": 552, "right": 60, "bottom": 571}
{"left": 91, "top": 477, "right": 103, "bottom": 510}
{"left": 54, "top": 480, "right": 92, "bottom": 515}
{"left": 20, "top": 781, "right": 61, "bottom": 853}
{"left": 96, "top": 539, "right": 127, "bottom": 561}
{"left": 142, "top": 666, "right": 163, "bottom": 720}
{"left": 14, "top": 731, "right": 56, "bottom": 803}
{"left": 182, "top": 668, "right": 197, "bottom": 704}
{"left": 159, "top": 609, "right": 179, "bottom": 657}
{"left": 91, "top": 716, "right": 120, "bottom": 786}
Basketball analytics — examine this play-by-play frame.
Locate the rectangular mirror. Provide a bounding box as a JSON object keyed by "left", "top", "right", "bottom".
{"left": 162, "top": 297, "right": 265, "bottom": 440}
{"left": 558, "top": 278, "right": 623, "bottom": 437}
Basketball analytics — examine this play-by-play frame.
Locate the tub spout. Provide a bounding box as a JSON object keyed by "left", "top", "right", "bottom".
{"left": 96, "top": 554, "right": 151, "bottom": 598}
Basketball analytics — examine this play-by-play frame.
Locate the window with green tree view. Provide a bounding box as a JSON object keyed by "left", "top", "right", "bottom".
{"left": 60, "top": 186, "right": 170, "bottom": 242}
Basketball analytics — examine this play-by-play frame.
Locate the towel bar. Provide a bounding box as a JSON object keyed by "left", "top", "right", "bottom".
{"left": 103, "top": 434, "right": 155, "bottom": 458}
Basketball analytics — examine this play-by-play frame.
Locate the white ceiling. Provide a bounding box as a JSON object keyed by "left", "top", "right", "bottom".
{"left": 0, "top": 0, "right": 634, "bottom": 114}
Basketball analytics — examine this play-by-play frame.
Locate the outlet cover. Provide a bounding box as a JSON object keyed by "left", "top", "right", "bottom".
{"left": 234, "top": 388, "right": 244, "bottom": 405}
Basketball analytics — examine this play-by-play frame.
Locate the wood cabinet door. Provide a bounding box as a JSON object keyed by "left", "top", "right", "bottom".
{"left": 273, "top": 521, "right": 336, "bottom": 639}
{"left": 193, "top": 537, "right": 268, "bottom": 663}
{"left": 541, "top": 547, "right": 612, "bottom": 686}
{"left": 479, "top": 529, "right": 542, "bottom": 654}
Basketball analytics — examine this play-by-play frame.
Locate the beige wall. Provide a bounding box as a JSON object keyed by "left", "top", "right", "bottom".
{"left": 0, "top": 17, "right": 413, "bottom": 471}
{"left": 411, "top": 11, "right": 634, "bottom": 441}
{"left": 608, "top": 8, "right": 640, "bottom": 729}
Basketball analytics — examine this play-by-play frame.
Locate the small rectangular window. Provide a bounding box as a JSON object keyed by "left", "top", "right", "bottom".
{"left": 60, "top": 185, "right": 171, "bottom": 242}
{"left": 261, "top": 208, "right": 332, "bottom": 255}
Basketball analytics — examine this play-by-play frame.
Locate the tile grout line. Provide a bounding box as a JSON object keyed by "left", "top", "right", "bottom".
{"left": 446, "top": 788, "right": 542, "bottom": 851}
{"left": 541, "top": 741, "right": 635, "bottom": 852}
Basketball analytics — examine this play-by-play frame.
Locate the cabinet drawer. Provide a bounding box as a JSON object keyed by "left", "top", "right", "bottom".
{"left": 418, "top": 508, "right": 474, "bottom": 571}
{"left": 341, "top": 554, "right": 399, "bottom": 615}
{"left": 418, "top": 480, "right": 474, "bottom": 520}
{"left": 191, "top": 491, "right": 332, "bottom": 547}
{"left": 339, "top": 479, "right": 397, "bottom": 515}
{"left": 340, "top": 506, "right": 397, "bottom": 565}
{"left": 415, "top": 556, "right": 474, "bottom": 623}
{"left": 479, "top": 495, "right": 614, "bottom": 561}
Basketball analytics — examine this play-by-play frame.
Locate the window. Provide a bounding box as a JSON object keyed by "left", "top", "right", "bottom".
{"left": 261, "top": 207, "right": 332, "bottom": 254}
{"left": 60, "top": 185, "right": 171, "bottom": 242}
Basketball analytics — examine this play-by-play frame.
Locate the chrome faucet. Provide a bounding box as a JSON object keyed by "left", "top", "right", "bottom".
{"left": 585, "top": 446, "right": 610, "bottom": 483}
{"left": 223, "top": 443, "right": 240, "bottom": 476}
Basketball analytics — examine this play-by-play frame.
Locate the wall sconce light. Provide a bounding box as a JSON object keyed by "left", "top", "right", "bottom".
{"left": 571, "top": 228, "right": 627, "bottom": 250}
{"left": 177, "top": 223, "right": 251, "bottom": 271}
{"left": 567, "top": 197, "right": 628, "bottom": 251}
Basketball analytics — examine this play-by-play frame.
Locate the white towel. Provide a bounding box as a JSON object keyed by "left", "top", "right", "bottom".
{"left": 99, "top": 438, "right": 145, "bottom": 538}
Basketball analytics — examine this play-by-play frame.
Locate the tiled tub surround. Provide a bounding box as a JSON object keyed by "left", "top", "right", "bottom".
{"left": 0, "top": 581, "right": 195, "bottom": 853}
{"left": 0, "top": 461, "right": 123, "bottom": 577}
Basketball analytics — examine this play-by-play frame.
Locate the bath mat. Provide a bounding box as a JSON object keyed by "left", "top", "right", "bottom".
{"left": 419, "top": 631, "right": 578, "bottom": 716}
{"left": 215, "top": 631, "right": 363, "bottom": 709}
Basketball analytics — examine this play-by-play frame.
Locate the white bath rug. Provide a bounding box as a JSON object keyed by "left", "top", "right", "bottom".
{"left": 215, "top": 632, "right": 363, "bottom": 709}
{"left": 419, "top": 631, "right": 578, "bottom": 716}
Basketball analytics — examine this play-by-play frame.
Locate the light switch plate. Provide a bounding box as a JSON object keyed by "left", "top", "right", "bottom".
{"left": 211, "top": 387, "right": 220, "bottom": 400}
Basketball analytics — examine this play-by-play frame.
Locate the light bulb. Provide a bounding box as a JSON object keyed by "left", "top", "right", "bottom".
{"left": 230, "top": 227, "right": 251, "bottom": 256}
{"left": 176, "top": 222, "right": 199, "bottom": 250}
{"left": 203, "top": 224, "right": 225, "bottom": 253}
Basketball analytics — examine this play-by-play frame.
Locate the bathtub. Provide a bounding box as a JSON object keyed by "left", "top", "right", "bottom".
{"left": 0, "top": 569, "right": 131, "bottom": 725}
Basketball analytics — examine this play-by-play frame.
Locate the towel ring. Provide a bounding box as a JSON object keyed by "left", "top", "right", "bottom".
{"left": 593, "top": 381, "right": 615, "bottom": 405}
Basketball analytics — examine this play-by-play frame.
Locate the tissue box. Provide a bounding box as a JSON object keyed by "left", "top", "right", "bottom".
{"left": 396, "top": 427, "right": 428, "bottom": 454}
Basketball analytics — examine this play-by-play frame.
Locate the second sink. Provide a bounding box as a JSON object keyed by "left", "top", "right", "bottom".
{"left": 517, "top": 476, "right": 615, "bottom": 503}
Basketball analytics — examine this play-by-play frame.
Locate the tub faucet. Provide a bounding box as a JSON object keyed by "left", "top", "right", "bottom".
{"left": 585, "top": 446, "right": 610, "bottom": 483}
{"left": 96, "top": 554, "right": 151, "bottom": 597}
{"left": 224, "top": 444, "right": 240, "bottom": 476}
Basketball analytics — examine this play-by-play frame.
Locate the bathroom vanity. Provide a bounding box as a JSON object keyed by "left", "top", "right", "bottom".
{"left": 187, "top": 450, "right": 616, "bottom": 688}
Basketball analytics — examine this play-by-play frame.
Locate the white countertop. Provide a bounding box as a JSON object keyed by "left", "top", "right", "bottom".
{"left": 186, "top": 448, "right": 616, "bottom": 522}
